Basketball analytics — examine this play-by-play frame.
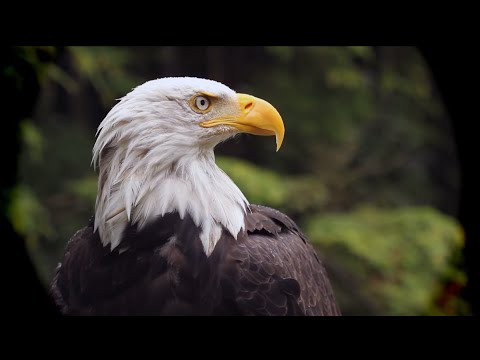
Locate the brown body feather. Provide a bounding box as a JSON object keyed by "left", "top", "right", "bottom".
{"left": 50, "top": 205, "right": 341, "bottom": 316}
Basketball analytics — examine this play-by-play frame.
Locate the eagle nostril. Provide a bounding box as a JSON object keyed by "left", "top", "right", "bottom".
{"left": 244, "top": 102, "right": 253, "bottom": 111}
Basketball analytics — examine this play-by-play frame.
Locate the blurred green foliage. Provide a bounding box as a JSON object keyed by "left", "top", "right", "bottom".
{"left": 217, "top": 156, "right": 328, "bottom": 216}
{"left": 306, "top": 206, "right": 467, "bottom": 315}
{"left": 7, "top": 46, "right": 465, "bottom": 315}
{"left": 8, "top": 184, "right": 53, "bottom": 248}
{"left": 68, "top": 47, "right": 141, "bottom": 106}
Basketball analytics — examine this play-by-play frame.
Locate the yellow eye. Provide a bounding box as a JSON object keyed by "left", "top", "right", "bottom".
{"left": 194, "top": 96, "right": 211, "bottom": 111}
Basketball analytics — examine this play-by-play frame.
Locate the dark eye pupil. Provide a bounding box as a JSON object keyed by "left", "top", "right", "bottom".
{"left": 200, "top": 100, "right": 206, "bottom": 106}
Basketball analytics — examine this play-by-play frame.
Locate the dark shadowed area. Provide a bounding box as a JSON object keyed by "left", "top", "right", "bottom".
{"left": 7, "top": 46, "right": 467, "bottom": 315}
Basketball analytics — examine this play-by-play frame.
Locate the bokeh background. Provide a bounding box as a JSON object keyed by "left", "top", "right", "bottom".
{"left": 6, "top": 46, "right": 467, "bottom": 315}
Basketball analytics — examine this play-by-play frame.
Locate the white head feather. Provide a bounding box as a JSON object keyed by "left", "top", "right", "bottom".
{"left": 92, "top": 77, "right": 249, "bottom": 256}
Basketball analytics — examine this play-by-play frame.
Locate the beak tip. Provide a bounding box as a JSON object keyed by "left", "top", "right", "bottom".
{"left": 275, "top": 134, "right": 284, "bottom": 152}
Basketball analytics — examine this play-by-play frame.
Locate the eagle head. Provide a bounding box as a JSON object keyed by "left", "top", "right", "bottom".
{"left": 92, "top": 77, "right": 285, "bottom": 255}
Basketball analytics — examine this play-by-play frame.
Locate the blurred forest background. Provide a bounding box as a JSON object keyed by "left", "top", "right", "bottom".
{"left": 6, "top": 46, "right": 468, "bottom": 315}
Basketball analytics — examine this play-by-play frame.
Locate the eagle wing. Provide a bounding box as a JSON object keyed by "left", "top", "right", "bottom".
{"left": 219, "top": 204, "right": 341, "bottom": 316}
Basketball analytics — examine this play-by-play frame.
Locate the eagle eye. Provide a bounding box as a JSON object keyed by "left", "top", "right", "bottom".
{"left": 192, "top": 95, "right": 212, "bottom": 113}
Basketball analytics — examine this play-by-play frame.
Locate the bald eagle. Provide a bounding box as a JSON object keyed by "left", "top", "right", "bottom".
{"left": 49, "top": 77, "right": 340, "bottom": 316}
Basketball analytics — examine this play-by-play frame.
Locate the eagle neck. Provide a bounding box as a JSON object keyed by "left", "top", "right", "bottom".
{"left": 95, "top": 146, "right": 249, "bottom": 256}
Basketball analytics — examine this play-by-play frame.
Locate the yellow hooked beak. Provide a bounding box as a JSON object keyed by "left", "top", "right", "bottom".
{"left": 200, "top": 93, "right": 285, "bottom": 152}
